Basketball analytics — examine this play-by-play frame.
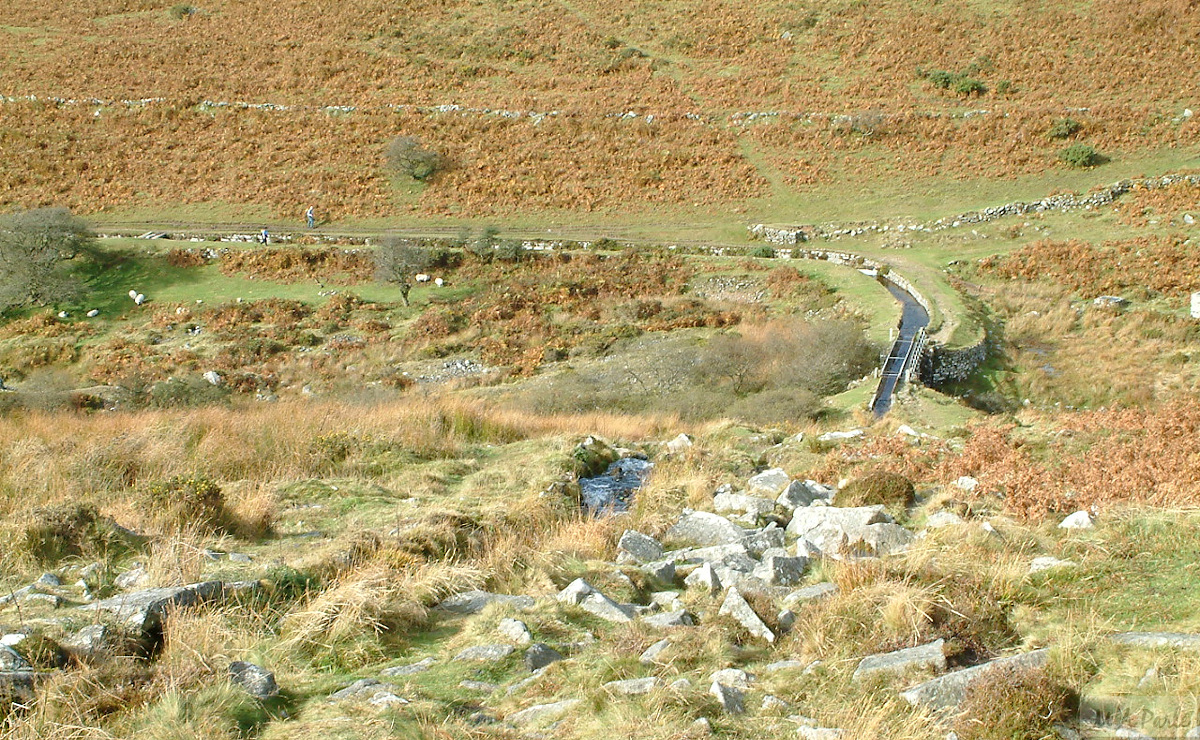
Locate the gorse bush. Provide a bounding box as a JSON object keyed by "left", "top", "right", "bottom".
{"left": 143, "top": 474, "right": 229, "bottom": 533}
{"left": 1047, "top": 117, "right": 1083, "bottom": 140}
{"left": 1059, "top": 143, "right": 1104, "bottom": 168}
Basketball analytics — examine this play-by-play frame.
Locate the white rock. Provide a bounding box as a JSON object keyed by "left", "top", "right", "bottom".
{"left": 746, "top": 468, "right": 791, "bottom": 498}
{"left": 1058, "top": 510, "right": 1094, "bottom": 529}
{"left": 202, "top": 371, "right": 223, "bottom": 386}
{"left": 718, "top": 587, "right": 775, "bottom": 643}
{"left": 952, "top": 476, "right": 979, "bottom": 492}
{"left": 709, "top": 668, "right": 752, "bottom": 689}
{"left": 925, "top": 511, "right": 965, "bottom": 529}
{"left": 434, "top": 278, "right": 444, "bottom": 287}
{"left": 497, "top": 617, "right": 532, "bottom": 645}
{"left": 1029, "top": 556, "right": 1076, "bottom": 574}
{"left": 818, "top": 429, "right": 863, "bottom": 443}
{"left": 86, "top": 309, "right": 100, "bottom": 317}
{"left": 666, "top": 433, "right": 693, "bottom": 454}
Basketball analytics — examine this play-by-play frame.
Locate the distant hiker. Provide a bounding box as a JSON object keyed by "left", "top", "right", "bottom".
{"left": 305, "top": 206, "right": 315, "bottom": 229}
{"left": 260, "top": 228, "right": 269, "bottom": 245}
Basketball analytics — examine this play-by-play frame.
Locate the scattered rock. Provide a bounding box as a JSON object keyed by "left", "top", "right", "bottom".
{"left": 437, "top": 590, "right": 536, "bottom": 614}
{"left": 778, "top": 480, "right": 834, "bottom": 509}
{"left": 710, "top": 680, "right": 745, "bottom": 714}
{"left": 1059, "top": 510, "right": 1094, "bottom": 529}
{"left": 641, "top": 559, "right": 677, "bottom": 585}
{"left": 797, "top": 727, "right": 846, "bottom": 740}
{"left": 114, "top": 567, "right": 148, "bottom": 590}
{"left": 202, "top": 370, "right": 223, "bottom": 386}
{"left": 741, "top": 525, "right": 787, "bottom": 557}
{"left": 35, "top": 573, "right": 62, "bottom": 588}
{"left": 618, "top": 530, "right": 664, "bottom": 564}
{"left": 817, "top": 429, "right": 863, "bottom": 443}
{"left": 556, "top": 578, "right": 633, "bottom": 623}
{"left": 331, "top": 678, "right": 382, "bottom": 701}
{"left": 718, "top": 587, "right": 775, "bottom": 643}
{"left": 229, "top": 661, "right": 279, "bottom": 699}
{"left": 0, "top": 644, "right": 31, "bottom": 671}
{"left": 852, "top": 640, "right": 946, "bottom": 681}
{"left": 498, "top": 617, "right": 532, "bottom": 645}
{"left": 752, "top": 553, "right": 809, "bottom": 587}
{"left": 666, "top": 510, "right": 747, "bottom": 547}
{"left": 525, "top": 643, "right": 565, "bottom": 672}
{"left": 381, "top": 657, "right": 436, "bottom": 677}
{"left": 900, "top": 649, "right": 1050, "bottom": 709}
{"left": 640, "top": 638, "right": 671, "bottom": 664}
{"left": 453, "top": 644, "right": 515, "bottom": 662}
{"left": 713, "top": 491, "right": 777, "bottom": 520}
{"left": 952, "top": 476, "right": 978, "bottom": 492}
{"left": 507, "top": 698, "right": 581, "bottom": 726}
{"left": 786, "top": 505, "right": 890, "bottom": 540}
{"left": 666, "top": 433, "right": 693, "bottom": 454}
{"left": 459, "top": 680, "right": 502, "bottom": 693}
{"left": 642, "top": 609, "right": 696, "bottom": 629}
{"left": 762, "top": 694, "right": 790, "bottom": 711}
{"left": 369, "top": 691, "right": 409, "bottom": 707}
{"left": 782, "top": 582, "right": 837, "bottom": 607}
{"left": 710, "top": 668, "right": 752, "bottom": 689}
{"left": 1109, "top": 632, "right": 1200, "bottom": 648}
{"left": 684, "top": 562, "right": 723, "bottom": 595}
{"left": 62, "top": 624, "right": 111, "bottom": 656}
{"left": 925, "top": 511, "right": 965, "bottom": 528}
{"left": 1029, "top": 556, "right": 1076, "bottom": 574}
{"left": 746, "top": 468, "right": 791, "bottom": 498}
{"left": 604, "top": 676, "right": 659, "bottom": 695}
{"left": 79, "top": 580, "right": 233, "bottom": 634}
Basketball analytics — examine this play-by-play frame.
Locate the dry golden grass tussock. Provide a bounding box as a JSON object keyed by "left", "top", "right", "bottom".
{"left": 155, "top": 607, "right": 257, "bottom": 693}
{"left": 281, "top": 561, "right": 484, "bottom": 654}
{"left": 142, "top": 528, "right": 209, "bottom": 588}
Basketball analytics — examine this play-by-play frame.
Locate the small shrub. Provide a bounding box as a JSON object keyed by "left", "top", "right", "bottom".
{"left": 143, "top": 475, "right": 229, "bottom": 533}
{"left": 1059, "top": 143, "right": 1104, "bottom": 168}
{"left": 165, "top": 249, "right": 208, "bottom": 267}
{"left": 19, "top": 634, "right": 71, "bottom": 669}
{"left": 953, "top": 664, "right": 1076, "bottom": 740}
{"left": 20, "top": 503, "right": 139, "bottom": 566}
{"left": 995, "top": 79, "right": 1013, "bottom": 95}
{"left": 1046, "top": 117, "right": 1083, "bottom": 140}
{"left": 837, "top": 470, "right": 916, "bottom": 518}
{"left": 385, "top": 136, "right": 442, "bottom": 181}
{"left": 749, "top": 245, "right": 776, "bottom": 259}
{"left": 169, "top": 4, "right": 198, "bottom": 19}
{"left": 926, "top": 69, "right": 957, "bottom": 89}
{"left": 954, "top": 77, "right": 987, "bottom": 96}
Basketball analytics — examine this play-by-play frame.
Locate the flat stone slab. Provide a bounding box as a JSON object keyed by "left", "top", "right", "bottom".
{"left": 453, "top": 644, "right": 515, "bottom": 662}
{"left": 745, "top": 468, "right": 792, "bottom": 498}
{"left": 666, "top": 510, "right": 747, "bottom": 547}
{"left": 710, "top": 680, "right": 745, "bottom": 714}
{"left": 79, "top": 581, "right": 229, "bottom": 633}
{"left": 852, "top": 639, "right": 946, "bottom": 681}
{"left": 381, "top": 657, "right": 436, "bottom": 677}
{"left": 436, "top": 590, "right": 536, "bottom": 614}
{"left": 508, "top": 698, "right": 581, "bottom": 726}
{"left": 604, "top": 676, "right": 659, "bottom": 695}
{"left": 1109, "top": 632, "right": 1200, "bottom": 648}
{"left": 900, "top": 649, "right": 1049, "bottom": 709}
{"left": 783, "top": 582, "right": 838, "bottom": 606}
{"left": 786, "top": 505, "right": 890, "bottom": 539}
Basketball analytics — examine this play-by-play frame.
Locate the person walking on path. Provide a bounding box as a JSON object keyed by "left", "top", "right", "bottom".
{"left": 260, "top": 227, "right": 269, "bottom": 245}
{"left": 305, "top": 206, "right": 315, "bottom": 229}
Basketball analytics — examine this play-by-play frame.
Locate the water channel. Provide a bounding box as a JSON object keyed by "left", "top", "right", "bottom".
{"left": 870, "top": 279, "right": 931, "bottom": 416}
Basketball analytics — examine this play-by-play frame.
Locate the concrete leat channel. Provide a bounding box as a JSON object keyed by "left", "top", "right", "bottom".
{"left": 870, "top": 279, "right": 930, "bottom": 416}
